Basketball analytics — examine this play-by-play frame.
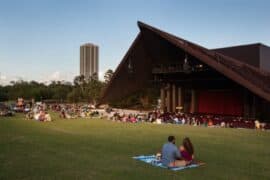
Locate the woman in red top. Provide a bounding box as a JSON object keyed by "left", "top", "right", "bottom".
{"left": 179, "top": 137, "right": 194, "bottom": 163}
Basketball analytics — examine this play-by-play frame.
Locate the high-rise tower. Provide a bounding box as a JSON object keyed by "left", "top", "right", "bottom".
{"left": 80, "top": 43, "right": 99, "bottom": 80}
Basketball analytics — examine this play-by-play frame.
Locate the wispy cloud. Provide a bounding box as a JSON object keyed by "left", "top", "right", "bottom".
{"left": 40, "top": 71, "right": 76, "bottom": 84}
{"left": 0, "top": 74, "right": 6, "bottom": 81}
{"left": 0, "top": 74, "right": 8, "bottom": 85}
{"left": 0, "top": 70, "right": 106, "bottom": 86}
{"left": 99, "top": 70, "right": 105, "bottom": 81}
{"left": 0, "top": 71, "right": 77, "bottom": 86}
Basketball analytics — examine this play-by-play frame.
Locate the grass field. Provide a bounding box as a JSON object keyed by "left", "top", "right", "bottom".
{"left": 0, "top": 113, "right": 270, "bottom": 180}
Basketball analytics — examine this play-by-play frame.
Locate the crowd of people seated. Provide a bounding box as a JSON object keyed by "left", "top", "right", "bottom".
{"left": 105, "top": 109, "right": 270, "bottom": 130}
{"left": 23, "top": 102, "right": 270, "bottom": 130}
{"left": 107, "top": 111, "right": 146, "bottom": 123}
{"left": 49, "top": 104, "right": 102, "bottom": 119}
{"left": 26, "top": 102, "right": 52, "bottom": 122}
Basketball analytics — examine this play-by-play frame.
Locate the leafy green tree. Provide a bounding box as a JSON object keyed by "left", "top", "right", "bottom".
{"left": 104, "top": 69, "right": 114, "bottom": 84}
{"left": 67, "top": 87, "right": 81, "bottom": 103}
{"left": 0, "top": 86, "right": 8, "bottom": 102}
{"left": 85, "top": 79, "right": 105, "bottom": 104}
{"left": 0, "top": 75, "right": 106, "bottom": 104}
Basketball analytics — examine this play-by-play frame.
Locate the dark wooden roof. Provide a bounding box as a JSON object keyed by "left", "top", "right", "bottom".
{"left": 100, "top": 21, "right": 270, "bottom": 103}
{"left": 213, "top": 43, "right": 270, "bottom": 70}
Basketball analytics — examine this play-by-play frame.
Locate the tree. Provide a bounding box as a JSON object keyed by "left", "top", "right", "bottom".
{"left": 73, "top": 75, "right": 87, "bottom": 95}
{"left": 73, "top": 75, "right": 85, "bottom": 86}
{"left": 108, "top": 86, "right": 159, "bottom": 109}
{"left": 0, "top": 74, "right": 106, "bottom": 103}
{"left": 90, "top": 72, "right": 99, "bottom": 82}
{"left": 67, "top": 87, "right": 81, "bottom": 103}
{"left": 104, "top": 69, "right": 114, "bottom": 84}
{"left": 0, "top": 86, "right": 8, "bottom": 102}
{"left": 84, "top": 78, "right": 105, "bottom": 104}
{"left": 48, "top": 81, "right": 72, "bottom": 102}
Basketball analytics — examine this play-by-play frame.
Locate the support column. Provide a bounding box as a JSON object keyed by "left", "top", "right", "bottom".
{"left": 160, "top": 87, "right": 165, "bottom": 112}
{"left": 243, "top": 89, "right": 249, "bottom": 119}
{"left": 252, "top": 95, "right": 256, "bottom": 118}
{"left": 172, "top": 84, "right": 176, "bottom": 113}
{"left": 177, "top": 87, "right": 184, "bottom": 112}
{"left": 190, "top": 89, "right": 198, "bottom": 113}
{"left": 166, "top": 84, "right": 172, "bottom": 112}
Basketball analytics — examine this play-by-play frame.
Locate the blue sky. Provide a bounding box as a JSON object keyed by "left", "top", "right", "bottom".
{"left": 0, "top": 0, "right": 269, "bottom": 84}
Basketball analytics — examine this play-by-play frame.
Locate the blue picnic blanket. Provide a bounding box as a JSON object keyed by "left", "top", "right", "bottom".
{"left": 133, "top": 155, "right": 200, "bottom": 171}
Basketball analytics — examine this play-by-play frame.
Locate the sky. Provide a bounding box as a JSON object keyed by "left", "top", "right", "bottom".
{"left": 0, "top": 0, "right": 269, "bottom": 85}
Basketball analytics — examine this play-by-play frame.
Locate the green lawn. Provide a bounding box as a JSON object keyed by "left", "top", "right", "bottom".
{"left": 0, "top": 113, "right": 270, "bottom": 180}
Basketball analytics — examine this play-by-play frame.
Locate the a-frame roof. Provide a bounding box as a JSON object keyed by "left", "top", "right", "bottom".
{"left": 100, "top": 21, "right": 270, "bottom": 103}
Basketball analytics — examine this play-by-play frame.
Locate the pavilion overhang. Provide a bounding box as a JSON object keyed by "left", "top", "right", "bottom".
{"left": 99, "top": 21, "right": 270, "bottom": 119}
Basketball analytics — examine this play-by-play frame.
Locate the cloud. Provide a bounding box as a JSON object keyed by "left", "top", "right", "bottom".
{"left": 0, "top": 71, "right": 77, "bottom": 86}
{"left": 0, "top": 74, "right": 6, "bottom": 80}
{"left": 99, "top": 70, "right": 105, "bottom": 81}
{"left": 49, "top": 71, "right": 61, "bottom": 81}
{"left": 0, "top": 70, "right": 108, "bottom": 86}
{"left": 0, "top": 74, "right": 28, "bottom": 86}
{"left": 0, "top": 74, "right": 12, "bottom": 85}
{"left": 39, "top": 71, "right": 77, "bottom": 84}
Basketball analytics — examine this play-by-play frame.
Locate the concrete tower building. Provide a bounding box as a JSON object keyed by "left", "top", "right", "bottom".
{"left": 80, "top": 43, "right": 99, "bottom": 80}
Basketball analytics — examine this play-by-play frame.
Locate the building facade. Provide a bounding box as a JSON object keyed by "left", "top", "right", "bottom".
{"left": 100, "top": 21, "right": 270, "bottom": 120}
{"left": 80, "top": 43, "right": 99, "bottom": 80}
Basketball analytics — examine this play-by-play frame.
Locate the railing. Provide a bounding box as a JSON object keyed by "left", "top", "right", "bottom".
{"left": 152, "top": 65, "right": 207, "bottom": 74}
{"left": 184, "top": 41, "right": 270, "bottom": 93}
{"left": 214, "top": 53, "right": 270, "bottom": 93}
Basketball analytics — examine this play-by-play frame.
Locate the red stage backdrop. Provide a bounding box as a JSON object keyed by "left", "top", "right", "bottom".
{"left": 198, "top": 90, "right": 243, "bottom": 116}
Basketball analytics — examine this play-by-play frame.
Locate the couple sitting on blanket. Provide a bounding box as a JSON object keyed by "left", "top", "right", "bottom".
{"left": 161, "top": 135, "right": 194, "bottom": 167}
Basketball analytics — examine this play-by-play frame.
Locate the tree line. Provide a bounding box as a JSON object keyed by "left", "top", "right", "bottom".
{"left": 0, "top": 68, "right": 159, "bottom": 109}
{"left": 0, "top": 69, "right": 114, "bottom": 104}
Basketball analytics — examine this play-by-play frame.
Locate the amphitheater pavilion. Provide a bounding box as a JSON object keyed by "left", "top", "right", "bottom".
{"left": 100, "top": 21, "right": 270, "bottom": 120}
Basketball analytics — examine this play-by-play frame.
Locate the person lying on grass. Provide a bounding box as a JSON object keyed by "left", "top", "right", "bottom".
{"left": 161, "top": 135, "right": 190, "bottom": 167}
